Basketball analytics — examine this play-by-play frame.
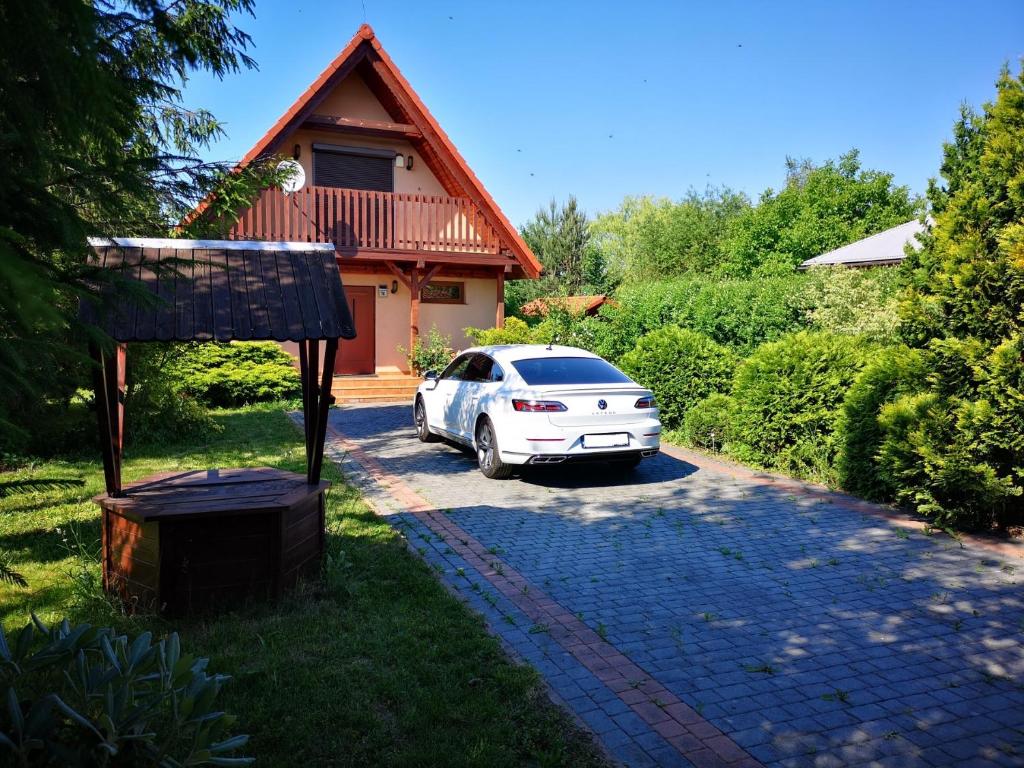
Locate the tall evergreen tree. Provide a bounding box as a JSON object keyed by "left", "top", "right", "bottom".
{"left": 876, "top": 65, "right": 1024, "bottom": 529}
{"left": 0, "top": 0, "right": 283, "bottom": 453}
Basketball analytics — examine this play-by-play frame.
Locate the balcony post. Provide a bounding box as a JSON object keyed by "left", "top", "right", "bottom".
{"left": 409, "top": 266, "right": 421, "bottom": 363}
{"left": 496, "top": 269, "right": 505, "bottom": 328}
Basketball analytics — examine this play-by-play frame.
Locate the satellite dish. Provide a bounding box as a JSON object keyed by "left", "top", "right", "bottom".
{"left": 277, "top": 159, "right": 305, "bottom": 194}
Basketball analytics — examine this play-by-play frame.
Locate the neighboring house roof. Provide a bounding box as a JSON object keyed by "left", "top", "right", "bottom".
{"left": 799, "top": 219, "right": 927, "bottom": 269}
{"left": 83, "top": 238, "right": 356, "bottom": 342}
{"left": 520, "top": 295, "right": 614, "bottom": 317}
{"left": 222, "top": 24, "right": 541, "bottom": 279}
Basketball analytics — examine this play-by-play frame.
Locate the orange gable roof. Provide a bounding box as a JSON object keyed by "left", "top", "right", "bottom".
{"left": 520, "top": 295, "right": 614, "bottom": 317}
{"left": 233, "top": 24, "right": 540, "bottom": 278}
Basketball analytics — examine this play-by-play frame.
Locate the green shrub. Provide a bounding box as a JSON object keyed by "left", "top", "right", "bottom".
{"left": 400, "top": 326, "right": 454, "bottom": 375}
{"left": 681, "top": 394, "right": 737, "bottom": 452}
{"left": 0, "top": 616, "right": 251, "bottom": 766}
{"left": 730, "top": 331, "right": 866, "bottom": 482}
{"left": 803, "top": 265, "right": 902, "bottom": 344}
{"left": 877, "top": 393, "right": 1020, "bottom": 530}
{"left": 124, "top": 344, "right": 220, "bottom": 445}
{"left": 170, "top": 342, "right": 301, "bottom": 407}
{"left": 465, "top": 316, "right": 537, "bottom": 346}
{"left": 620, "top": 327, "right": 736, "bottom": 429}
{"left": 836, "top": 346, "right": 929, "bottom": 500}
{"left": 875, "top": 335, "right": 1024, "bottom": 530}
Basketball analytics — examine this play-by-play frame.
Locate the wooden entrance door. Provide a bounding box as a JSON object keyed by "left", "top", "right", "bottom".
{"left": 337, "top": 286, "right": 375, "bottom": 375}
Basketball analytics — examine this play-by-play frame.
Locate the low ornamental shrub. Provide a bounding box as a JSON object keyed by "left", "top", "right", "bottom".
{"left": 125, "top": 344, "right": 220, "bottom": 446}
{"left": 465, "top": 316, "right": 537, "bottom": 346}
{"left": 170, "top": 342, "right": 301, "bottom": 407}
{"left": 0, "top": 616, "right": 252, "bottom": 766}
{"left": 681, "top": 394, "right": 737, "bottom": 452}
{"left": 400, "top": 326, "right": 454, "bottom": 375}
{"left": 836, "top": 346, "right": 929, "bottom": 500}
{"left": 729, "top": 331, "right": 866, "bottom": 482}
{"left": 620, "top": 326, "right": 735, "bottom": 430}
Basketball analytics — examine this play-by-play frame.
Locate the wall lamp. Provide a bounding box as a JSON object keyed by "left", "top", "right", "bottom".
{"left": 391, "top": 280, "right": 399, "bottom": 294}
{"left": 293, "top": 144, "right": 301, "bottom": 160}
{"left": 394, "top": 153, "right": 414, "bottom": 170}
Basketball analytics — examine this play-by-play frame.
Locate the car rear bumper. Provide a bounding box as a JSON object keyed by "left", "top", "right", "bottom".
{"left": 527, "top": 448, "right": 659, "bottom": 465}
{"left": 498, "top": 422, "right": 661, "bottom": 465}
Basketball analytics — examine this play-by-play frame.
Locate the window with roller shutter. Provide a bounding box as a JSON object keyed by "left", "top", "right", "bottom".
{"left": 313, "top": 144, "right": 394, "bottom": 192}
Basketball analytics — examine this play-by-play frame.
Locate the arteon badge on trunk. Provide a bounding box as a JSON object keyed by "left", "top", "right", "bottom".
{"left": 597, "top": 399, "right": 607, "bottom": 410}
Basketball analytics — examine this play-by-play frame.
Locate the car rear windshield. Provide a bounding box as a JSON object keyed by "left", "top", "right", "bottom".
{"left": 510, "top": 356, "right": 633, "bottom": 386}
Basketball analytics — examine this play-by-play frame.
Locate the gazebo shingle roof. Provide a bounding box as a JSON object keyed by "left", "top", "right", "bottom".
{"left": 82, "top": 238, "right": 356, "bottom": 343}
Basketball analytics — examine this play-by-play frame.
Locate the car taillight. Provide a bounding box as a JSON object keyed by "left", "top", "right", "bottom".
{"left": 512, "top": 399, "right": 567, "bottom": 412}
{"left": 635, "top": 396, "right": 656, "bottom": 409}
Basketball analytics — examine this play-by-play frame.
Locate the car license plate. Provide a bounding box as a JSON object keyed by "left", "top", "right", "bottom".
{"left": 582, "top": 433, "right": 629, "bottom": 448}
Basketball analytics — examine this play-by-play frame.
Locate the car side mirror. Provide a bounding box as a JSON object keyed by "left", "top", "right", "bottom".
{"left": 424, "top": 370, "right": 439, "bottom": 380}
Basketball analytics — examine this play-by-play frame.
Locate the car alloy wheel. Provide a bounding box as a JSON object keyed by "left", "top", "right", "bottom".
{"left": 475, "top": 418, "right": 512, "bottom": 479}
{"left": 414, "top": 398, "right": 438, "bottom": 443}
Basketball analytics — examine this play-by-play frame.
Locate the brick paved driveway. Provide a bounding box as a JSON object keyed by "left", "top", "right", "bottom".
{"left": 325, "top": 404, "right": 1024, "bottom": 768}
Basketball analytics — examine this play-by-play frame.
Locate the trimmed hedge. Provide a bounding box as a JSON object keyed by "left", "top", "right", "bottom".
{"left": 619, "top": 327, "right": 735, "bottom": 429}
{"left": 170, "top": 342, "right": 301, "bottom": 407}
{"left": 681, "top": 393, "right": 736, "bottom": 452}
{"left": 835, "top": 346, "right": 928, "bottom": 500}
{"left": 730, "top": 331, "right": 866, "bottom": 482}
{"left": 595, "top": 274, "right": 813, "bottom": 360}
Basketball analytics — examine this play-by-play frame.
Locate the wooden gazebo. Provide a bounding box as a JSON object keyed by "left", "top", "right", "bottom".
{"left": 82, "top": 238, "right": 356, "bottom": 615}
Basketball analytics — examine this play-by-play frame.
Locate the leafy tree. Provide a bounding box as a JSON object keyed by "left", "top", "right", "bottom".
{"left": 592, "top": 186, "right": 749, "bottom": 281}
{"left": 0, "top": 0, "right": 285, "bottom": 454}
{"left": 878, "top": 65, "right": 1024, "bottom": 529}
{"left": 724, "top": 150, "right": 922, "bottom": 275}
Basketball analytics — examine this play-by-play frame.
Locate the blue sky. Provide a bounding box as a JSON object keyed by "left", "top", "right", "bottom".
{"left": 184, "top": 1, "right": 1024, "bottom": 227}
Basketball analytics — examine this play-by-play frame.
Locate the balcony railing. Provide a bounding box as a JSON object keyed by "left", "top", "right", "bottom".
{"left": 228, "top": 186, "right": 502, "bottom": 255}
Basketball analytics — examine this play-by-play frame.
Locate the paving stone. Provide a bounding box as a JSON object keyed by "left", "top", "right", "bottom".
{"left": 324, "top": 405, "right": 1024, "bottom": 768}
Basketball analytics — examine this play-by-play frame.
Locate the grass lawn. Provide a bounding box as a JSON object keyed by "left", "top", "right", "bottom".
{"left": 0, "top": 405, "right": 608, "bottom": 767}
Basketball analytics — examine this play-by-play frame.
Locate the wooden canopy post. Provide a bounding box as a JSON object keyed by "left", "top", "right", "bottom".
{"left": 385, "top": 260, "right": 441, "bottom": 366}
{"left": 308, "top": 339, "right": 338, "bottom": 484}
{"left": 409, "top": 266, "right": 421, "bottom": 357}
{"left": 89, "top": 342, "right": 126, "bottom": 497}
{"left": 496, "top": 268, "right": 506, "bottom": 328}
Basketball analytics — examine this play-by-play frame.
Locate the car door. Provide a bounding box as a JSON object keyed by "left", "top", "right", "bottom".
{"left": 443, "top": 354, "right": 491, "bottom": 440}
{"left": 447, "top": 354, "right": 496, "bottom": 441}
{"left": 431, "top": 354, "right": 471, "bottom": 436}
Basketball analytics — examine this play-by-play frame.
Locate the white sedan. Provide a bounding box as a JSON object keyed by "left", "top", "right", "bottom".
{"left": 413, "top": 344, "right": 661, "bottom": 479}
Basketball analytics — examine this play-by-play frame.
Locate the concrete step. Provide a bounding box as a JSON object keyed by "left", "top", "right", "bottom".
{"left": 337, "top": 393, "right": 416, "bottom": 404}
{"left": 334, "top": 385, "right": 420, "bottom": 398}
{"left": 332, "top": 373, "right": 421, "bottom": 404}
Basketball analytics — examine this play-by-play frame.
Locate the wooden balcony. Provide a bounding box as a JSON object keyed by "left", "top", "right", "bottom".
{"left": 228, "top": 186, "right": 502, "bottom": 256}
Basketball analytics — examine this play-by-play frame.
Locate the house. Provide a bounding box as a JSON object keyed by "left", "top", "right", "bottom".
{"left": 223, "top": 24, "right": 541, "bottom": 375}
{"left": 798, "top": 219, "right": 926, "bottom": 269}
{"left": 520, "top": 295, "right": 614, "bottom": 318}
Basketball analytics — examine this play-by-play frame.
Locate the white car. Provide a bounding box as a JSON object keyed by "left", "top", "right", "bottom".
{"left": 413, "top": 344, "right": 661, "bottom": 479}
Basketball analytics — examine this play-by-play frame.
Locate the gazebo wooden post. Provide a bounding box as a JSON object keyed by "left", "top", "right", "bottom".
{"left": 308, "top": 338, "right": 338, "bottom": 484}
{"left": 298, "top": 341, "right": 312, "bottom": 463}
{"left": 89, "top": 341, "right": 125, "bottom": 497}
